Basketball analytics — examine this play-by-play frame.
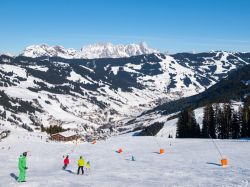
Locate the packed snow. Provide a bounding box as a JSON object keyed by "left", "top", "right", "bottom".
{"left": 0, "top": 129, "right": 250, "bottom": 187}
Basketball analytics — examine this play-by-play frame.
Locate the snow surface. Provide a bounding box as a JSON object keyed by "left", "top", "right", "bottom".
{"left": 28, "top": 65, "right": 48, "bottom": 72}
{"left": 0, "top": 64, "right": 27, "bottom": 78}
{"left": 1, "top": 129, "right": 250, "bottom": 187}
{"left": 67, "top": 70, "right": 92, "bottom": 84}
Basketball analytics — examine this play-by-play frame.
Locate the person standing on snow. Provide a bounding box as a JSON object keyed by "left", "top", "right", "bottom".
{"left": 85, "top": 161, "right": 90, "bottom": 170}
{"left": 63, "top": 155, "right": 69, "bottom": 170}
{"left": 18, "top": 152, "right": 28, "bottom": 182}
{"left": 77, "top": 156, "right": 84, "bottom": 175}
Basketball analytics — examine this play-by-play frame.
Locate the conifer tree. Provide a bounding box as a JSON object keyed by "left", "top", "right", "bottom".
{"left": 188, "top": 109, "right": 200, "bottom": 138}
{"left": 217, "top": 107, "right": 226, "bottom": 139}
{"left": 231, "top": 112, "right": 240, "bottom": 139}
{"left": 241, "top": 101, "right": 249, "bottom": 138}
{"left": 208, "top": 105, "right": 216, "bottom": 138}
{"left": 201, "top": 106, "right": 209, "bottom": 138}
{"left": 176, "top": 109, "right": 200, "bottom": 138}
{"left": 176, "top": 110, "right": 188, "bottom": 138}
{"left": 202, "top": 104, "right": 216, "bottom": 138}
{"left": 223, "top": 103, "right": 232, "bottom": 138}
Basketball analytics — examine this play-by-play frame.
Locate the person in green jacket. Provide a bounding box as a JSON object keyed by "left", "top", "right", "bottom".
{"left": 18, "top": 152, "right": 28, "bottom": 182}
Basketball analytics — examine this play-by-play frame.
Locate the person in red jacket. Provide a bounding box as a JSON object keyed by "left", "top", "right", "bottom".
{"left": 63, "top": 155, "right": 69, "bottom": 170}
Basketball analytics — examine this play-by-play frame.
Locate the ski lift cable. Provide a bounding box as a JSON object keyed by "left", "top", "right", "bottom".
{"left": 209, "top": 134, "right": 223, "bottom": 159}
{"left": 149, "top": 131, "right": 162, "bottom": 149}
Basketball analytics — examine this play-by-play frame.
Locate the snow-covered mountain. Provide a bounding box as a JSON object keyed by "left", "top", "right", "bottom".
{"left": 78, "top": 42, "right": 158, "bottom": 59}
{"left": 20, "top": 42, "right": 158, "bottom": 59}
{"left": 20, "top": 44, "right": 78, "bottom": 59}
{"left": 0, "top": 51, "right": 250, "bottom": 138}
{"left": 125, "top": 63, "right": 250, "bottom": 135}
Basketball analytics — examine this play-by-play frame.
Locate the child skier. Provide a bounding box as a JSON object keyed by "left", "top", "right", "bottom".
{"left": 77, "top": 156, "right": 85, "bottom": 175}
{"left": 63, "top": 155, "right": 69, "bottom": 170}
{"left": 18, "top": 152, "right": 28, "bottom": 182}
{"left": 84, "top": 161, "right": 91, "bottom": 175}
{"left": 85, "top": 161, "right": 90, "bottom": 170}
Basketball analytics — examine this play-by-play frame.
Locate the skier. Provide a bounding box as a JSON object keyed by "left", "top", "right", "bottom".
{"left": 85, "top": 161, "right": 90, "bottom": 175}
{"left": 63, "top": 155, "right": 69, "bottom": 170}
{"left": 18, "top": 152, "right": 28, "bottom": 182}
{"left": 85, "top": 161, "right": 90, "bottom": 170}
{"left": 77, "top": 156, "right": 85, "bottom": 175}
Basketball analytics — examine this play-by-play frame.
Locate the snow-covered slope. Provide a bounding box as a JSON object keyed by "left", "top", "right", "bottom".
{"left": 123, "top": 63, "right": 250, "bottom": 136}
{"left": 1, "top": 129, "right": 250, "bottom": 186}
{"left": 128, "top": 102, "right": 243, "bottom": 139}
{"left": 21, "top": 42, "right": 158, "bottom": 59}
{"left": 0, "top": 52, "right": 250, "bottom": 138}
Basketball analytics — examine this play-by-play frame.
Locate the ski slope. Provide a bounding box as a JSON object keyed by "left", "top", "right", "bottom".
{"left": 0, "top": 129, "right": 250, "bottom": 187}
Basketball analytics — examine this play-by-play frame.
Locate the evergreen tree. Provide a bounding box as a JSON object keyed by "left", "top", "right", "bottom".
{"left": 176, "top": 110, "right": 188, "bottom": 138}
{"left": 217, "top": 107, "right": 226, "bottom": 139}
{"left": 176, "top": 109, "right": 200, "bottom": 138}
{"left": 41, "top": 124, "right": 45, "bottom": 132}
{"left": 238, "top": 105, "right": 243, "bottom": 138}
{"left": 202, "top": 104, "right": 216, "bottom": 138}
{"left": 194, "top": 122, "right": 201, "bottom": 138}
{"left": 231, "top": 112, "right": 240, "bottom": 139}
{"left": 45, "top": 125, "right": 65, "bottom": 134}
{"left": 208, "top": 105, "right": 216, "bottom": 138}
{"left": 214, "top": 103, "right": 220, "bottom": 136}
{"left": 241, "top": 110, "right": 248, "bottom": 138}
{"left": 201, "top": 105, "right": 209, "bottom": 138}
{"left": 241, "top": 101, "right": 249, "bottom": 138}
{"left": 188, "top": 109, "right": 200, "bottom": 138}
{"left": 245, "top": 97, "right": 250, "bottom": 137}
{"left": 248, "top": 114, "right": 250, "bottom": 137}
{"left": 223, "top": 103, "right": 232, "bottom": 139}
{"left": 2, "top": 111, "right": 6, "bottom": 119}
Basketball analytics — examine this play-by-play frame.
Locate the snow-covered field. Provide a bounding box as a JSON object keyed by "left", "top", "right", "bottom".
{"left": 1, "top": 129, "right": 250, "bottom": 187}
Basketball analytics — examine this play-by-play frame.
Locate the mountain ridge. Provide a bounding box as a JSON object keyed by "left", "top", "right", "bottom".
{"left": 19, "top": 42, "right": 158, "bottom": 59}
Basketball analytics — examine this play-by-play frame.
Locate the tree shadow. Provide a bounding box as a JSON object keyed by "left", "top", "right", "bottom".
{"left": 10, "top": 173, "right": 18, "bottom": 181}
{"left": 206, "top": 162, "right": 222, "bottom": 167}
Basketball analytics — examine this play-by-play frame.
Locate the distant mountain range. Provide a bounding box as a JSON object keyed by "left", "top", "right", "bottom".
{"left": 0, "top": 49, "right": 250, "bottom": 138}
{"left": 20, "top": 42, "right": 158, "bottom": 59}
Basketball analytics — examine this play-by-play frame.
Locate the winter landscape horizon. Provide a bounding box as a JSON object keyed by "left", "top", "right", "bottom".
{"left": 1, "top": 0, "right": 250, "bottom": 187}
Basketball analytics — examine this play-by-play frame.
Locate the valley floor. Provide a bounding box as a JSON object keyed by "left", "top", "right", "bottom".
{"left": 0, "top": 130, "right": 250, "bottom": 187}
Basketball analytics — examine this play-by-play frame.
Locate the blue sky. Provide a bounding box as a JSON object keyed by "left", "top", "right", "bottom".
{"left": 0, "top": 0, "right": 250, "bottom": 54}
